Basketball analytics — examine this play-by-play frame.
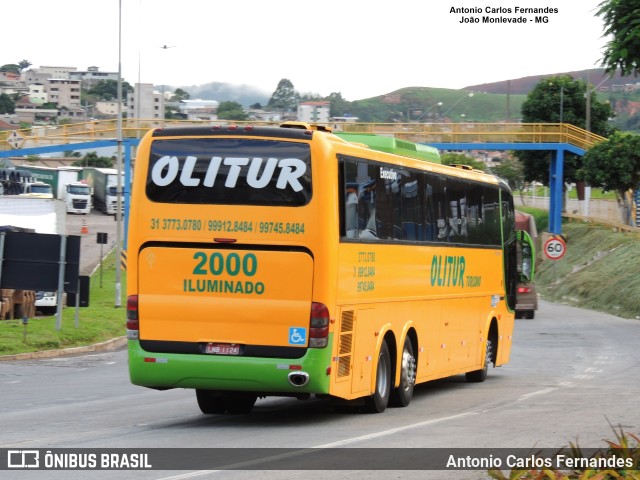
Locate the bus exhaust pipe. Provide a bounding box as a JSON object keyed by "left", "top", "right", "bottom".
{"left": 288, "top": 372, "right": 309, "bottom": 387}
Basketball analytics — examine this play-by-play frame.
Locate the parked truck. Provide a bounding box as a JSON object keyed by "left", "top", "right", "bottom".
{"left": 83, "top": 167, "right": 123, "bottom": 215}
{"left": 20, "top": 181, "right": 54, "bottom": 198}
{"left": 18, "top": 166, "right": 92, "bottom": 214}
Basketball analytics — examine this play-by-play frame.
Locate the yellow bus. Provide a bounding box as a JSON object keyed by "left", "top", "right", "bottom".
{"left": 126, "top": 122, "right": 534, "bottom": 414}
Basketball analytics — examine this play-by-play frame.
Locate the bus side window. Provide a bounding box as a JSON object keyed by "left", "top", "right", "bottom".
{"left": 400, "top": 171, "right": 422, "bottom": 241}
{"left": 345, "top": 183, "right": 359, "bottom": 239}
{"left": 424, "top": 181, "right": 435, "bottom": 241}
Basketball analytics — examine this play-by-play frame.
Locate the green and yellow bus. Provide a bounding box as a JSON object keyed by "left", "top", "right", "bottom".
{"left": 126, "top": 122, "right": 533, "bottom": 414}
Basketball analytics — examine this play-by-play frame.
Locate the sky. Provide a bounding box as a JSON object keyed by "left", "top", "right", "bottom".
{"left": 6, "top": 0, "right": 607, "bottom": 101}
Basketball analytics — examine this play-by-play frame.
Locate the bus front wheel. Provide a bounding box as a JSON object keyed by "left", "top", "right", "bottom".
{"left": 364, "top": 340, "right": 391, "bottom": 413}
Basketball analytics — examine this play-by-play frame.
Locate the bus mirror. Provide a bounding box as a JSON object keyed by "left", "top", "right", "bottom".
{"left": 517, "top": 230, "right": 535, "bottom": 282}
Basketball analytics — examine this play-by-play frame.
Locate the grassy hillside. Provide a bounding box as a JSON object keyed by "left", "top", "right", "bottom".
{"left": 347, "top": 87, "right": 527, "bottom": 123}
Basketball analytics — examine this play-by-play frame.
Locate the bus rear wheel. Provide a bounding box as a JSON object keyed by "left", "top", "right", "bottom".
{"left": 390, "top": 336, "right": 416, "bottom": 407}
{"left": 465, "top": 338, "right": 494, "bottom": 383}
{"left": 364, "top": 341, "right": 391, "bottom": 413}
{"left": 196, "top": 390, "right": 257, "bottom": 414}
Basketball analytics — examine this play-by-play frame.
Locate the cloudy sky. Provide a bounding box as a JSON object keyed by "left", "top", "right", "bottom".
{"left": 7, "top": 0, "right": 606, "bottom": 100}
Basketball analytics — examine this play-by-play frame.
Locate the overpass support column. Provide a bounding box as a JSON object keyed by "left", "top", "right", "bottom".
{"left": 548, "top": 148, "right": 564, "bottom": 234}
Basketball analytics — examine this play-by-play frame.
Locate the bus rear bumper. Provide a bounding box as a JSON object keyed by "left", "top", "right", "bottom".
{"left": 127, "top": 340, "right": 331, "bottom": 395}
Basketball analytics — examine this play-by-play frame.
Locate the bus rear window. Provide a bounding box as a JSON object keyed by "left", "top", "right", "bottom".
{"left": 146, "top": 138, "right": 312, "bottom": 206}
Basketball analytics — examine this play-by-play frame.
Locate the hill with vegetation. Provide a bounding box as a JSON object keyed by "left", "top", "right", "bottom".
{"left": 176, "top": 67, "right": 640, "bottom": 128}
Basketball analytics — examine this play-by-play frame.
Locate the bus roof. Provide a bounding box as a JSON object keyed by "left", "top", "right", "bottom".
{"left": 333, "top": 132, "right": 441, "bottom": 164}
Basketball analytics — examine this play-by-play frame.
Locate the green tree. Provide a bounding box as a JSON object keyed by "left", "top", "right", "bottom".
{"left": 327, "top": 92, "right": 352, "bottom": 118}
{"left": 216, "top": 101, "right": 247, "bottom": 121}
{"left": 86, "top": 79, "right": 133, "bottom": 101}
{"left": 73, "top": 151, "right": 113, "bottom": 168}
{"left": 0, "top": 64, "right": 20, "bottom": 75}
{"left": 580, "top": 131, "right": 640, "bottom": 225}
{"left": 0, "top": 93, "right": 16, "bottom": 114}
{"left": 441, "top": 152, "right": 486, "bottom": 171}
{"left": 267, "top": 78, "right": 298, "bottom": 111}
{"left": 18, "top": 59, "right": 32, "bottom": 71}
{"left": 515, "top": 75, "right": 614, "bottom": 186}
{"left": 492, "top": 157, "right": 526, "bottom": 201}
{"left": 173, "top": 88, "right": 190, "bottom": 101}
{"left": 597, "top": 0, "right": 640, "bottom": 76}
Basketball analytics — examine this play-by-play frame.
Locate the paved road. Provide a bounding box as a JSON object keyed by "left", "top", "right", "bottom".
{"left": 65, "top": 211, "right": 121, "bottom": 276}
{"left": 1, "top": 300, "right": 639, "bottom": 479}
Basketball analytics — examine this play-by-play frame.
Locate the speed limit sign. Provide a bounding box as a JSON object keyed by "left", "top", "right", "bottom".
{"left": 544, "top": 235, "right": 566, "bottom": 260}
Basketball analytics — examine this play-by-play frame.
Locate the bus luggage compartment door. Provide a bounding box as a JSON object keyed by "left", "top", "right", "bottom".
{"left": 137, "top": 246, "right": 314, "bottom": 348}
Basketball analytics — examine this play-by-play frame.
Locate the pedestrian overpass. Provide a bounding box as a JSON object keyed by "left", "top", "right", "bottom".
{"left": 0, "top": 120, "right": 604, "bottom": 234}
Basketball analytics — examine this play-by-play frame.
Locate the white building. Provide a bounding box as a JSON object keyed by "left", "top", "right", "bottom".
{"left": 297, "top": 101, "right": 330, "bottom": 123}
{"left": 177, "top": 99, "right": 219, "bottom": 121}
{"left": 70, "top": 66, "right": 119, "bottom": 87}
{"left": 96, "top": 101, "right": 121, "bottom": 116}
{"left": 46, "top": 78, "right": 82, "bottom": 110}
{"left": 28, "top": 84, "right": 47, "bottom": 104}
{"left": 128, "top": 83, "right": 164, "bottom": 119}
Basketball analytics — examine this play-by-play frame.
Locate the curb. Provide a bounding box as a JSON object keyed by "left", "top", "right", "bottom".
{"left": 0, "top": 336, "right": 127, "bottom": 362}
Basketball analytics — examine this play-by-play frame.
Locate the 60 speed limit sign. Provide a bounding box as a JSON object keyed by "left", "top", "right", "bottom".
{"left": 544, "top": 235, "right": 566, "bottom": 260}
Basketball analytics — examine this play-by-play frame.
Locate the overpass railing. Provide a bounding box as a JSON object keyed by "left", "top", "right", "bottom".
{"left": 0, "top": 119, "right": 605, "bottom": 153}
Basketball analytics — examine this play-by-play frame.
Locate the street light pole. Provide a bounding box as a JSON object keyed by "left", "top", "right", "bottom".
{"left": 440, "top": 93, "right": 474, "bottom": 120}
{"left": 415, "top": 102, "right": 443, "bottom": 122}
{"left": 585, "top": 75, "right": 609, "bottom": 132}
{"left": 115, "top": 0, "right": 123, "bottom": 308}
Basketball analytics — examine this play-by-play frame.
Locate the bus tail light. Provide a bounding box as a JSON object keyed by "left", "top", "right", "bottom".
{"left": 309, "top": 302, "right": 329, "bottom": 348}
{"left": 126, "top": 295, "right": 139, "bottom": 340}
{"left": 517, "top": 286, "right": 532, "bottom": 294}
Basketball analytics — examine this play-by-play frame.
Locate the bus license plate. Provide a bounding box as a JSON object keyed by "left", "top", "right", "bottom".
{"left": 205, "top": 343, "right": 240, "bottom": 355}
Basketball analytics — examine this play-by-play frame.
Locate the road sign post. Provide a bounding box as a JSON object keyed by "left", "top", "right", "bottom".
{"left": 544, "top": 235, "right": 566, "bottom": 261}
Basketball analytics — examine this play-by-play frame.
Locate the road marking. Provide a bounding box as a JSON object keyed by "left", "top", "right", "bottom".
{"left": 155, "top": 411, "right": 477, "bottom": 479}
{"left": 517, "top": 387, "right": 556, "bottom": 401}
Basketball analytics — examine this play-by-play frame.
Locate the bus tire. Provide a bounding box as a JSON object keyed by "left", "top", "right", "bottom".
{"left": 390, "top": 336, "right": 416, "bottom": 407}
{"left": 364, "top": 340, "right": 391, "bottom": 413}
{"left": 196, "top": 390, "right": 257, "bottom": 414}
{"left": 465, "top": 338, "right": 493, "bottom": 383}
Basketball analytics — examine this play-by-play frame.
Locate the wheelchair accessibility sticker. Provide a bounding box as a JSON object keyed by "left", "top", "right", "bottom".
{"left": 289, "top": 327, "right": 307, "bottom": 345}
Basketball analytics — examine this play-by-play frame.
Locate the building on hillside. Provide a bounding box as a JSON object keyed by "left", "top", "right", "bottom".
{"left": 176, "top": 99, "right": 219, "bottom": 121}
{"left": 127, "top": 83, "right": 164, "bottom": 119}
{"left": 96, "top": 101, "right": 121, "bottom": 116}
{"left": 28, "top": 84, "right": 47, "bottom": 104}
{"left": 246, "top": 109, "right": 282, "bottom": 122}
{"left": 0, "top": 71, "right": 21, "bottom": 82}
{"left": 14, "top": 106, "right": 59, "bottom": 124}
{"left": 0, "top": 117, "right": 20, "bottom": 130}
{"left": 329, "top": 116, "right": 359, "bottom": 130}
{"left": 297, "top": 101, "right": 330, "bottom": 123}
{"left": 46, "top": 78, "right": 81, "bottom": 110}
{"left": 0, "top": 82, "right": 29, "bottom": 98}
{"left": 34, "top": 66, "right": 77, "bottom": 79}
{"left": 69, "top": 66, "right": 118, "bottom": 87}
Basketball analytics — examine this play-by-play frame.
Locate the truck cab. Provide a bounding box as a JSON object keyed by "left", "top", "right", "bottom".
{"left": 65, "top": 182, "right": 92, "bottom": 214}
{"left": 21, "top": 182, "right": 54, "bottom": 198}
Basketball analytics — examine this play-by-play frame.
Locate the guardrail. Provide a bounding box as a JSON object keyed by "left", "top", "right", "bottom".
{"left": 562, "top": 213, "right": 640, "bottom": 235}
{"left": 0, "top": 120, "right": 605, "bottom": 153}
